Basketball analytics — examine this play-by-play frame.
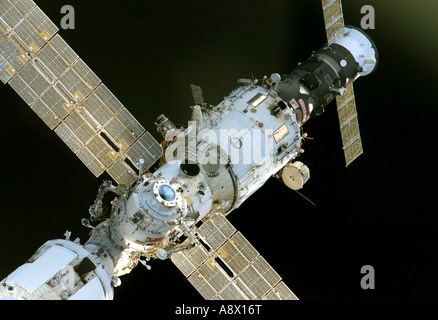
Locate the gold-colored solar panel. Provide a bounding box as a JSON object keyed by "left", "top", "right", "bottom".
{"left": 0, "top": 34, "right": 29, "bottom": 83}
{"left": 15, "top": 58, "right": 50, "bottom": 97}
{"left": 230, "top": 232, "right": 259, "bottom": 262}
{"left": 216, "top": 282, "right": 247, "bottom": 300}
{"left": 10, "top": 0, "right": 36, "bottom": 17}
{"left": 126, "top": 131, "right": 163, "bottom": 170}
{"left": 171, "top": 244, "right": 209, "bottom": 278}
{"left": 54, "top": 121, "right": 83, "bottom": 155}
{"left": 39, "top": 85, "right": 72, "bottom": 125}
{"left": 82, "top": 85, "right": 118, "bottom": 127}
{"left": 58, "top": 60, "right": 100, "bottom": 102}
{"left": 1, "top": 0, "right": 163, "bottom": 184}
{"left": 106, "top": 158, "right": 137, "bottom": 186}
{"left": 104, "top": 108, "right": 143, "bottom": 151}
{"left": 336, "top": 83, "right": 363, "bottom": 166}
{"left": 239, "top": 263, "right": 272, "bottom": 298}
{"left": 8, "top": 71, "right": 36, "bottom": 104}
{"left": 253, "top": 256, "right": 281, "bottom": 287}
{"left": 340, "top": 115, "right": 359, "bottom": 145}
{"left": 31, "top": 98, "right": 59, "bottom": 129}
{"left": 337, "top": 97, "right": 356, "bottom": 128}
{"left": 12, "top": 18, "right": 42, "bottom": 53}
{"left": 263, "top": 281, "right": 298, "bottom": 300}
{"left": 48, "top": 33, "right": 77, "bottom": 66}
{"left": 0, "top": 1, "right": 25, "bottom": 30}
{"left": 171, "top": 213, "right": 298, "bottom": 300}
{"left": 25, "top": 6, "right": 58, "bottom": 41}
{"left": 83, "top": 134, "right": 118, "bottom": 169}
{"left": 322, "top": 0, "right": 344, "bottom": 44}
{"left": 118, "top": 108, "right": 145, "bottom": 135}
{"left": 188, "top": 270, "right": 217, "bottom": 300}
{"left": 36, "top": 41, "right": 70, "bottom": 79}
{"left": 197, "top": 258, "right": 231, "bottom": 293}
{"left": 62, "top": 109, "right": 97, "bottom": 146}
{"left": 197, "top": 219, "right": 229, "bottom": 251}
{"left": 0, "top": 1, "right": 56, "bottom": 84}
{"left": 77, "top": 146, "right": 106, "bottom": 177}
{"left": 218, "top": 239, "right": 249, "bottom": 275}
{"left": 190, "top": 84, "right": 204, "bottom": 106}
{"left": 343, "top": 137, "right": 363, "bottom": 166}
{"left": 322, "top": 0, "right": 364, "bottom": 167}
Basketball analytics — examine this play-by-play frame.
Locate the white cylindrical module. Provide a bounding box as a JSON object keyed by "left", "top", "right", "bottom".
{"left": 0, "top": 239, "right": 113, "bottom": 300}
{"left": 198, "top": 85, "right": 302, "bottom": 209}
{"left": 333, "top": 26, "right": 378, "bottom": 76}
{"left": 157, "top": 85, "right": 302, "bottom": 215}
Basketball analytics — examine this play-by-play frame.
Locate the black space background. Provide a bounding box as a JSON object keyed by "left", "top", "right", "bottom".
{"left": 0, "top": 0, "right": 437, "bottom": 302}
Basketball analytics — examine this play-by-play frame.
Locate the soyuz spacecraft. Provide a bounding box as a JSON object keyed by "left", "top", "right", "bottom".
{"left": 0, "top": 0, "right": 377, "bottom": 300}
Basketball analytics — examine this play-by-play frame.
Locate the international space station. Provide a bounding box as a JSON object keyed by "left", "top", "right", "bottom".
{"left": 0, "top": 0, "right": 377, "bottom": 300}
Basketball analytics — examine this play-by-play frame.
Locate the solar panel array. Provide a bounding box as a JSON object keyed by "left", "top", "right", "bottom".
{"left": 321, "top": 0, "right": 364, "bottom": 166}
{"left": 336, "top": 82, "right": 363, "bottom": 166}
{"left": 171, "top": 213, "right": 298, "bottom": 300}
{"left": 0, "top": 0, "right": 162, "bottom": 185}
{"left": 190, "top": 84, "right": 204, "bottom": 106}
{"left": 322, "top": 0, "right": 344, "bottom": 44}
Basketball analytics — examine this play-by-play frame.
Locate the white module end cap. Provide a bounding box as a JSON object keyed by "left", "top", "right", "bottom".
{"left": 334, "top": 26, "right": 378, "bottom": 76}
